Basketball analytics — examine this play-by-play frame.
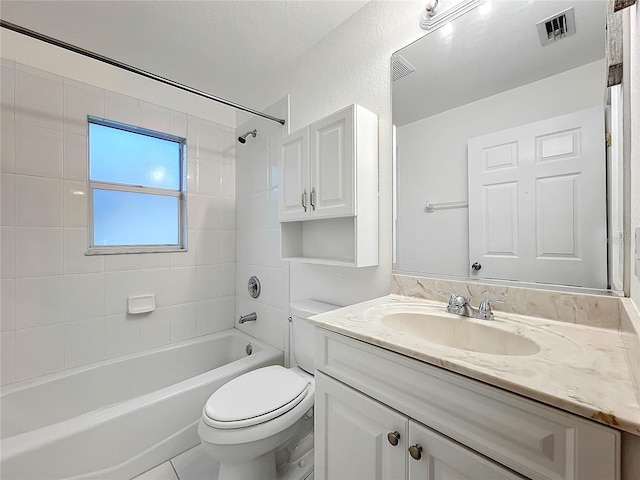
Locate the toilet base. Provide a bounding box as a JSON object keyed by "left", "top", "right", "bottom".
{"left": 200, "top": 419, "right": 315, "bottom": 480}
{"left": 218, "top": 451, "right": 277, "bottom": 480}
{"left": 277, "top": 447, "right": 314, "bottom": 480}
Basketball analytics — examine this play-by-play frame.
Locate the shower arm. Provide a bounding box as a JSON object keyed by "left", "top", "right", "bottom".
{"left": 0, "top": 20, "right": 286, "bottom": 126}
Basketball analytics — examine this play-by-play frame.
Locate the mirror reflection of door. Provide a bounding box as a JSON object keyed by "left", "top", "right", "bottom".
{"left": 468, "top": 107, "right": 606, "bottom": 288}
{"left": 391, "top": 0, "right": 622, "bottom": 293}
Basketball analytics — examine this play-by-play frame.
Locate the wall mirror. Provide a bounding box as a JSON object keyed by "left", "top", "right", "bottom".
{"left": 392, "top": 0, "right": 624, "bottom": 293}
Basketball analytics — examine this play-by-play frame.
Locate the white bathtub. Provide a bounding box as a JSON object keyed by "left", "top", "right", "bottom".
{"left": 0, "top": 329, "right": 282, "bottom": 479}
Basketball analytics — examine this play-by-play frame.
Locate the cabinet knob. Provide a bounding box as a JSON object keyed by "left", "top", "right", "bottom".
{"left": 408, "top": 444, "right": 423, "bottom": 460}
{"left": 387, "top": 431, "right": 401, "bottom": 446}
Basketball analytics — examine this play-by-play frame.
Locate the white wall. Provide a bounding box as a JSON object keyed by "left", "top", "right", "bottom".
{"left": 234, "top": 98, "right": 291, "bottom": 354}
{"left": 267, "top": 0, "right": 425, "bottom": 306}
{"left": 0, "top": 37, "right": 237, "bottom": 385}
{"left": 395, "top": 60, "right": 606, "bottom": 277}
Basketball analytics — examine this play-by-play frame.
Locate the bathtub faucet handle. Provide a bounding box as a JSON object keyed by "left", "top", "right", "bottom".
{"left": 239, "top": 312, "right": 257, "bottom": 324}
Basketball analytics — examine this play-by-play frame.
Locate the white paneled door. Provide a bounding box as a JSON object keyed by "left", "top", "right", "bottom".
{"left": 468, "top": 107, "right": 606, "bottom": 288}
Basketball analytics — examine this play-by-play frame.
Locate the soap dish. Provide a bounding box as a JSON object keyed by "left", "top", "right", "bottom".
{"left": 127, "top": 294, "right": 156, "bottom": 314}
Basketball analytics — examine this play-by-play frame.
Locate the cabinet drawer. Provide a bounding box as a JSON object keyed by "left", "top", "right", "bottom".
{"left": 316, "top": 329, "right": 620, "bottom": 480}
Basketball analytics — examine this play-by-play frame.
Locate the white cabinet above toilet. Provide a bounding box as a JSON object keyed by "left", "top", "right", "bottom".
{"left": 278, "top": 104, "right": 378, "bottom": 267}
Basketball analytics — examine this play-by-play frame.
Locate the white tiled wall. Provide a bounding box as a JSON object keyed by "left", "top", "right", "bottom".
{"left": 0, "top": 60, "right": 236, "bottom": 385}
{"left": 234, "top": 98, "right": 290, "bottom": 353}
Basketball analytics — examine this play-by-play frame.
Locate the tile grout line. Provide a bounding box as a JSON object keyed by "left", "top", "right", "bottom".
{"left": 169, "top": 458, "right": 181, "bottom": 480}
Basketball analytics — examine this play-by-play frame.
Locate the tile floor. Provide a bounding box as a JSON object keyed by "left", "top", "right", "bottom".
{"left": 133, "top": 443, "right": 314, "bottom": 480}
{"left": 134, "top": 444, "right": 219, "bottom": 480}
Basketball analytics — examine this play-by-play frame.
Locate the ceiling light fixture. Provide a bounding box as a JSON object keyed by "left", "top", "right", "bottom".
{"left": 420, "top": 0, "right": 486, "bottom": 31}
{"left": 425, "top": 0, "right": 439, "bottom": 17}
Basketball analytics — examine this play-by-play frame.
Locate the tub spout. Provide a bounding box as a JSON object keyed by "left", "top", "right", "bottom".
{"left": 239, "top": 312, "right": 257, "bottom": 324}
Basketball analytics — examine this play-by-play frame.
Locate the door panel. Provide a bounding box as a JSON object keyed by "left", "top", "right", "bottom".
{"left": 483, "top": 182, "right": 518, "bottom": 256}
{"left": 535, "top": 173, "right": 579, "bottom": 257}
{"left": 468, "top": 107, "right": 606, "bottom": 288}
{"left": 483, "top": 141, "right": 518, "bottom": 170}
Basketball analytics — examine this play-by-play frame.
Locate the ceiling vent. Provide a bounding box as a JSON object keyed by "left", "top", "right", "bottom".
{"left": 537, "top": 8, "right": 576, "bottom": 46}
{"left": 392, "top": 55, "right": 416, "bottom": 81}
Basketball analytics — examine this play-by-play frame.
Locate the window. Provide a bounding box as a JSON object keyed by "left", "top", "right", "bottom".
{"left": 88, "top": 117, "right": 186, "bottom": 253}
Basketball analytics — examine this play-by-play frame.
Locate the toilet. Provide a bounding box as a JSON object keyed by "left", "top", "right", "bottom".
{"left": 198, "top": 300, "right": 339, "bottom": 480}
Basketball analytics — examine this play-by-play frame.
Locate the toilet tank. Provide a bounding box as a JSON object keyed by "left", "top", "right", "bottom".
{"left": 290, "top": 300, "right": 339, "bottom": 373}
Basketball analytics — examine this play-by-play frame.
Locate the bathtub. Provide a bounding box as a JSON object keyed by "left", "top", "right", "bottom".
{"left": 0, "top": 329, "right": 282, "bottom": 479}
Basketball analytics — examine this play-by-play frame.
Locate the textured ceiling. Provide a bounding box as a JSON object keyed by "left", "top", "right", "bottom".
{"left": 0, "top": 0, "right": 369, "bottom": 109}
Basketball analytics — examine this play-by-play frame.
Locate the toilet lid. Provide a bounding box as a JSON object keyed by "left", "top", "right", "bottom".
{"left": 203, "top": 365, "right": 309, "bottom": 429}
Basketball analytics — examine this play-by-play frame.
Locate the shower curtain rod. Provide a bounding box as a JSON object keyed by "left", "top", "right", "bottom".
{"left": 0, "top": 20, "right": 286, "bottom": 126}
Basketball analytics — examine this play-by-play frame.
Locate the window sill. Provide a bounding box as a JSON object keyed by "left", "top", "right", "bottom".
{"left": 85, "top": 246, "right": 187, "bottom": 256}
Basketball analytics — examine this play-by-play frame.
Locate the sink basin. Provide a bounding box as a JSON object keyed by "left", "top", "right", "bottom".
{"left": 379, "top": 310, "right": 541, "bottom": 356}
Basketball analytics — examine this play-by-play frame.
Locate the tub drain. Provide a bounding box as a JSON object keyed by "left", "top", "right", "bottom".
{"left": 246, "top": 343, "right": 253, "bottom": 355}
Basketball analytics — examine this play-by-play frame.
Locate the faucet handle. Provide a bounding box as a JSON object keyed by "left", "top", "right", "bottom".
{"left": 438, "top": 290, "right": 471, "bottom": 313}
{"left": 436, "top": 290, "right": 455, "bottom": 305}
{"left": 477, "top": 298, "right": 505, "bottom": 320}
{"left": 437, "top": 290, "right": 470, "bottom": 308}
{"left": 452, "top": 295, "right": 470, "bottom": 307}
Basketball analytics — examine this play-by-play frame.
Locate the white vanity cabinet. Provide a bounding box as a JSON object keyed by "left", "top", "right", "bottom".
{"left": 316, "top": 370, "right": 523, "bottom": 480}
{"left": 314, "top": 328, "right": 621, "bottom": 480}
{"left": 278, "top": 104, "right": 378, "bottom": 266}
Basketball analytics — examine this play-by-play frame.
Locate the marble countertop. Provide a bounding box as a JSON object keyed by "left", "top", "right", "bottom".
{"left": 310, "top": 294, "right": 640, "bottom": 435}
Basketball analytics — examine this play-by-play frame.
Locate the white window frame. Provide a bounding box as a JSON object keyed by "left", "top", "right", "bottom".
{"left": 86, "top": 116, "right": 188, "bottom": 255}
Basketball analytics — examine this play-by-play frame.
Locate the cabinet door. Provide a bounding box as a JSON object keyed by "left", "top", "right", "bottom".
{"left": 279, "top": 127, "right": 310, "bottom": 222}
{"left": 309, "top": 106, "right": 355, "bottom": 218}
{"left": 408, "top": 421, "right": 524, "bottom": 480}
{"left": 315, "top": 371, "right": 407, "bottom": 480}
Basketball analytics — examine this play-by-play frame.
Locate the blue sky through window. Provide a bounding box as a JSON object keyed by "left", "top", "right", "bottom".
{"left": 88, "top": 119, "right": 184, "bottom": 249}
{"left": 93, "top": 189, "right": 179, "bottom": 246}
{"left": 89, "top": 123, "right": 181, "bottom": 190}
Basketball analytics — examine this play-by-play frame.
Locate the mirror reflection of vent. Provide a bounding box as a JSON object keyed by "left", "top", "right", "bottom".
{"left": 537, "top": 8, "right": 576, "bottom": 46}
{"left": 392, "top": 55, "right": 416, "bottom": 81}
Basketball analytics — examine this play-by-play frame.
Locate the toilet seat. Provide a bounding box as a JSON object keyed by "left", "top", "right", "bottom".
{"left": 203, "top": 365, "right": 310, "bottom": 429}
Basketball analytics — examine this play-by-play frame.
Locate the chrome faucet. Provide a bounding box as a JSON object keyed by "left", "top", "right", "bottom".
{"left": 238, "top": 312, "right": 257, "bottom": 324}
{"left": 437, "top": 290, "right": 503, "bottom": 321}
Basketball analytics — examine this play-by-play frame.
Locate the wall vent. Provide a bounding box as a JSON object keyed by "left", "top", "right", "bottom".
{"left": 537, "top": 8, "right": 576, "bottom": 46}
{"left": 392, "top": 55, "right": 416, "bottom": 81}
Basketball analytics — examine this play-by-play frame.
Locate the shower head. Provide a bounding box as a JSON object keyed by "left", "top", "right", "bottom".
{"left": 238, "top": 129, "right": 257, "bottom": 144}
